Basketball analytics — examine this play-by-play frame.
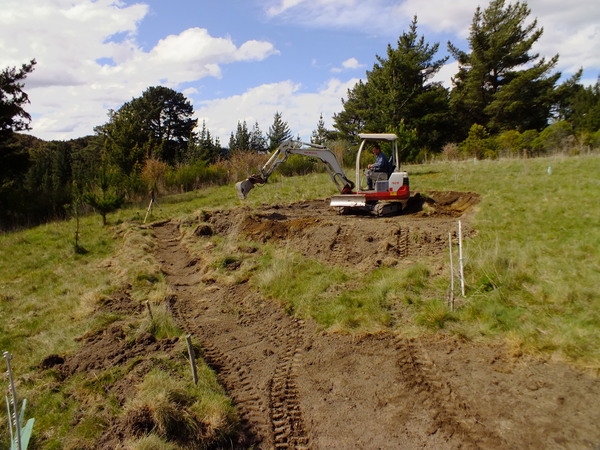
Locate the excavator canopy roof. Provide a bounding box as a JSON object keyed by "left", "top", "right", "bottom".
{"left": 358, "top": 133, "right": 398, "bottom": 141}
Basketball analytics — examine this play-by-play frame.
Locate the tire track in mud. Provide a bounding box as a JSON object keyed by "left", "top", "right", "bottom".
{"left": 153, "top": 221, "right": 309, "bottom": 449}
{"left": 394, "top": 337, "right": 507, "bottom": 448}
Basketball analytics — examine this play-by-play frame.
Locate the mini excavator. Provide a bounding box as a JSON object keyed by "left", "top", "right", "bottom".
{"left": 235, "top": 133, "right": 410, "bottom": 216}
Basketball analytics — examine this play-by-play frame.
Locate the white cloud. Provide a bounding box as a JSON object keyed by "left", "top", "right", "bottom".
{"left": 0, "top": 0, "right": 277, "bottom": 140}
{"left": 264, "top": 0, "right": 600, "bottom": 79}
{"left": 331, "top": 57, "right": 365, "bottom": 73}
{"left": 196, "top": 78, "right": 360, "bottom": 144}
{"left": 431, "top": 60, "right": 459, "bottom": 89}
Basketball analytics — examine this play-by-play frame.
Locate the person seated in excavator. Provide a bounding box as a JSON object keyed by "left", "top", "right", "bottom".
{"left": 366, "top": 143, "right": 393, "bottom": 189}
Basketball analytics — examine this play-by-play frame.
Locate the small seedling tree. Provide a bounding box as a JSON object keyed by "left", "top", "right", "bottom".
{"left": 83, "top": 166, "right": 124, "bottom": 226}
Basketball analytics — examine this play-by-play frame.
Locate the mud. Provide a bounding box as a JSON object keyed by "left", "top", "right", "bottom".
{"left": 205, "top": 191, "right": 479, "bottom": 271}
{"left": 150, "top": 191, "right": 600, "bottom": 449}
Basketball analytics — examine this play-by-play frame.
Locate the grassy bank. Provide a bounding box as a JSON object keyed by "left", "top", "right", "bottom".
{"left": 410, "top": 155, "right": 600, "bottom": 363}
{"left": 0, "top": 213, "right": 237, "bottom": 447}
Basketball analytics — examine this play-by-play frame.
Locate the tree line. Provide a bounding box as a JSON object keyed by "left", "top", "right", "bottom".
{"left": 1, "top": 0, "right": 599, "bottom": 229}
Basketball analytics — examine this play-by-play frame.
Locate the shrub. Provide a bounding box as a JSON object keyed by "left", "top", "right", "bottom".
{"left": 164, "top": 161, "right": 228, "bottom": 192}
{"left": 496, "top": 130, "right": 522, "bottom": 157}
{"left": 441, "top": 143, "right": 460, "bottom": 160}
{"left": 141, "top": 158, "right": 169, "bottom": 194}
{"left": 460, "top": 124, "right": 496, "bottom": 159}
{"left": 532, "top": 121, "right": 573, "bottom": 154}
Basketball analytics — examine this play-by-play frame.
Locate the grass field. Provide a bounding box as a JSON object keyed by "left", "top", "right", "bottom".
{"left": 1, "top": 152, "right": 599, "bottom": 447}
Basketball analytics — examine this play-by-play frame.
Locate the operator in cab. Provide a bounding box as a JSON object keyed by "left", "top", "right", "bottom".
{"left": 366, "top": 143, "right": 392, "bottom": 189}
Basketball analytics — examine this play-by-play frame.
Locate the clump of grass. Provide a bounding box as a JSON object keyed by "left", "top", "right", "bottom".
{"left": 123, "top": 367, "right": 238, "bottom": 447}
{"left": 125, "top": 434, "right": 179, "bottom": 450}
{"left": 137, "top": 302, "right": 182, "bottom": 339}
{"left": 415, "top": 299, "right": 456, "bottom": 329}
{"left": 255, "top": 248, "right": 349, "bottom": 320}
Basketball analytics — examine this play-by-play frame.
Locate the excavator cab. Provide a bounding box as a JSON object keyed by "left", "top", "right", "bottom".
{"left": 354, "top": 133, "right": 399, "bottom": 192}
{"left": 330, "top": 133, "right": 409, "bottom": 215}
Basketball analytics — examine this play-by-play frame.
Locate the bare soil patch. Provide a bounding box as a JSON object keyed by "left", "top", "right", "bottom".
{"left": 206, "top": 191, "right": 480, "bottom": 271}
{"left": 150, "top": 192, "right": 600, "bottom": 449}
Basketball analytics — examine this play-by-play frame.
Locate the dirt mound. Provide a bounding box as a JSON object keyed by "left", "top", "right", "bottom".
{"left": 206, "top": 191, "right": 479, "bottom": 270}
{"left": 37, "top": 290, "right": 185, "bottom": 448}
{"left": 152, "top": 217, "right": 600, "bottom": 449}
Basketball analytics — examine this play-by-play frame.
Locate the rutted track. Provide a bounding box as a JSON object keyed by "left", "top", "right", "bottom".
{"left": 153, "top": 204, "right": 600, "bottom": 449}
{"left": 155, "top": 221, "right": 309, "bottom": 448}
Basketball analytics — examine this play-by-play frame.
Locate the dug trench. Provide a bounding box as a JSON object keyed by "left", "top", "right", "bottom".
{"left": 151, "top": 190, "right": 600, "bottom": 449}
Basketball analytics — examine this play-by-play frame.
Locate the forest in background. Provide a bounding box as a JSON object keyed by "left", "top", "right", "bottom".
{"left": 1, "top": 0, "right": 599, "bottom": 230}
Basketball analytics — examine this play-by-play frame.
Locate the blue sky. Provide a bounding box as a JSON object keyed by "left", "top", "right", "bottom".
{"left": 2, "top": 0, "right": 599, "bottom": 144}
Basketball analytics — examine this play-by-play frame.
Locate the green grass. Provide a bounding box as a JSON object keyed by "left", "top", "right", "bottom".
{"left": 0, "top": 212, "right": 236, "bottom": 448}
{"left": 0, "top": 216, "right": 117, "bottom": 369}
{"left": 1, "top": 152, "right": 598, "bottom": 447}
{"left": 408, "top": 154, "right": 600, "bottom": 363}
{"left": 169, "top": 154, "right": 599, "bottom": 365}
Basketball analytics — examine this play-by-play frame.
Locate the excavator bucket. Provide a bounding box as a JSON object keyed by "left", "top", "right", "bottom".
{"left": 235, "top": 179, "right": 255, "bottom": 200}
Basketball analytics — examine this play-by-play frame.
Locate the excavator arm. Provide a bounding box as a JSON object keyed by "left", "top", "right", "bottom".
{"left": 235, "top": 140, "right": 354, "bottom": 199}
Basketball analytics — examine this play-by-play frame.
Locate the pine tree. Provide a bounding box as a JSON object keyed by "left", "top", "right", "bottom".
{"left": 310, "top": 113, "right": 329, "bottom": 145}
{"left": 249, "top": 121, "right": 267, "bottom": 152}
{"left": 333, "top": 17, "right": 450, "bottom": 152}
{"left": 229, "top": 121, "right": 251, "bottom": 151}
{"left": 267, "top": 111, "right": 292, "bottom": 150}
{"left": 449, "top": 0, "right": 561, "bottom": 135}
{"left": 96, "top": 86, "right": 197, "bottom": 170}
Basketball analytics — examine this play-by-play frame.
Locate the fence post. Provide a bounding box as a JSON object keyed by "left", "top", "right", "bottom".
{"left": 458, "top": 220, "right": 465, "bottom": 297}
{"left": 448, "top": 232, "right": 454, "bottom": 312}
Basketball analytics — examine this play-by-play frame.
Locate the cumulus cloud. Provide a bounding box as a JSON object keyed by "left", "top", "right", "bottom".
{"left": 196, "top": 78, "right": 360, "bottom": 143}
{"left": 331, "top": 57, "right": 365, "bottom": 73}
{"left": 0, "top": 0, "right": 277, "bottom": 140}
{"left": 264, "top": 0, "right": 599, "bottom": 78}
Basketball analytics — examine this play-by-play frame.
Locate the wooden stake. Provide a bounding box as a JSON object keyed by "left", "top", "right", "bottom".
{"left": 145, "top": 301, "right": 153, "bottom": 320}
{"left": 185, "top": 335, "right": 198, "bottom": 385}
{"left": 448, "top": 232, "right": 454, "bottom": 312}
{"left": 458, "top": 220, "right": 465, "bottom": 297}
{"left": 143, "top": 199, "right": 154, "bottom": 224}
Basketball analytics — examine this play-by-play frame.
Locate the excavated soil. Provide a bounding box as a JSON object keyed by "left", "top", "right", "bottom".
{"left": 150, "top": 191, "right": 600, "bottom": 449}
{"left": 43, "top": 191, "right": 600, "bottom": 448}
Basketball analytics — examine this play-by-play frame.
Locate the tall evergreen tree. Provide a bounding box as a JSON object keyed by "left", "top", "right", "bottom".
{"left": 310, "top": 113, "right": 329, "bottom": 145}
{"left": 448, "top": 0, "right": 561, "bottom": 135}
{"left": 0, "top": 59, "right": 36, "bottom": 228}
{"left": 267, "top": 111, "right": 292, "bottom": 150}
{"left": 554, "top": 75, "right": 600, "bottom": 133}
{"left": 333, "top": 17, "right": 450, "bottom": 153}
{"left": 190, "top": 120, "right": 221, "bottom": 163}
{"left": 229, "top": 120, "right": 251, "bottom": 151}
{"left": 249, "top": 121, "right": 267, "bottom": 152}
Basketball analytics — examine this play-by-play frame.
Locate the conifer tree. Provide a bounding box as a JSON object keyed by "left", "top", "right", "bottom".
{"left": 448, "top": 0, "right": 561, "bottom": 135}
{"left": 333, "top": 17, "right": 450, "bottom": 153}
{"left": 249, "top": 121, "right": 267, "bottom": 152}
{"left": 311, "top": 113, "right": 329, "bottom": 145}
{"left": 267, "top": 111, "right": 292, "bottom": 150}
{"left": 229, "top": 120, "right": 251, "bottom": 151}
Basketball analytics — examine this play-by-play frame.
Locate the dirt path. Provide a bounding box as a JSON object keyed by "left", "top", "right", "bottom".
{"left": 153, "top": 194, "right": 600, "bottom": 449}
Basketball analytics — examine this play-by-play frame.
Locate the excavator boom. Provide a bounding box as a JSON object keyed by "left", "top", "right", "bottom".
{"left": 235, "top": 141, "right": 354, "bottom": 200}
